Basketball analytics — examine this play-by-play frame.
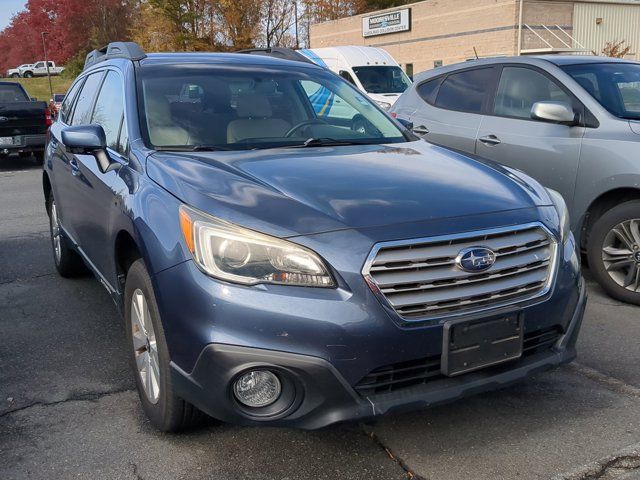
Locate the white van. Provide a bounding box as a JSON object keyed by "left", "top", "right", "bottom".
{"left": 298, "top": 46, "right": 411, "bottom": 110}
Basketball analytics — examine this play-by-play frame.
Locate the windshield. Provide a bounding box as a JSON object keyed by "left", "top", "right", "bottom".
{"left": 561, "top": 62, "right": 640, "bottom": 120}
{"left": 352, "top": 66, "right": 412, "bottom": 94}
{"left": 0, "top": 84, "right": 28, "bottom": 102}
{"left": 137, "top": 64, "right": 406, "bottom": 151}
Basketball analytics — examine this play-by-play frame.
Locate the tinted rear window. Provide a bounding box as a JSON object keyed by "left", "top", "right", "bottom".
{"left": 0, "top": 84, "right": 29, "bottom": 102}
{"left": 435, "top": 68, "right": 494, "bottom": 113}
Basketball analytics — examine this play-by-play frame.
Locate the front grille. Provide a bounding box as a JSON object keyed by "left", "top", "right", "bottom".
{"left": 364, "top": 224, "right": 557, "bottom": 320}
{"left": 354, "top": 326, "right": 562, "bottom": 396}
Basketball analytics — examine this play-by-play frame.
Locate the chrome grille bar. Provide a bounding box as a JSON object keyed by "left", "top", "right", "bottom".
{"left": 363, "top": 224, "right": 558, "bottom": 320}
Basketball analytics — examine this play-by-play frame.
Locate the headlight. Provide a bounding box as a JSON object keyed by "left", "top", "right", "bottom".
{"left": 546, "top": 189, "right": 571, "bottom": 241}
{"left": 179, "top": 206, "right": 335, "bottom": 287}
{"left": 375, "top": 100, "right": 391, "bottom": 111}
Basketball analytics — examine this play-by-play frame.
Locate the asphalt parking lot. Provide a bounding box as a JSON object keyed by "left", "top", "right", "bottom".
{"left": 1, "top": 158, "right": 640, "bottom": 480}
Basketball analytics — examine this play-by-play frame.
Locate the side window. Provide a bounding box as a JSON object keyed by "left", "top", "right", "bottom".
{"left": 90, "top": 71, "right": 125, "bottom": 151}
{"left": 118, "top": 117, "right": 129, "bottom": 154}
{"left": 70, "top": 73, "right": 104, "bottom": 126}
{"left": 435, "top": 68, "right": 494, "bottom": 113}
{"left": 34, "top": 62, "right": 44, "bottom": 69}
{"left": 300, "top": 79, "right": 362, "bottom": 124}
{"left": 494, "top": 67, "right": 573, "bottom": 120}
{"left": 339, "top": 71, "right": 356, "bottom": 85}
{"left": 416, "top": 78, "right": 441, "bottom": 105}
{"left": 59, "top": 79, "right": 84, "bottom": 124}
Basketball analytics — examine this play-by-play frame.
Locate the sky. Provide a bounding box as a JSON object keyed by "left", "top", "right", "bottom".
{"left": 0, "top": 0, "right": 27, "bottom": 31}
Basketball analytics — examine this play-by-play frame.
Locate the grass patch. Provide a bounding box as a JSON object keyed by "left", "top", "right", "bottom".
{"left": 3, "top": 77, "right": 73, "bottom": 101}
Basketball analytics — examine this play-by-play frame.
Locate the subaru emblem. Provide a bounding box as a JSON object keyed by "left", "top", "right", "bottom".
{"left": 455, "top": 247, "right": 496, "bottom": 273}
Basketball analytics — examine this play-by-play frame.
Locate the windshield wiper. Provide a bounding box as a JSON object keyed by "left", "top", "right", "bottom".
{"left": 288, "top": 137, "right": 376, "bottom": 148}
{"left": 154, "top": 145, "right": 231, "bottom": 152}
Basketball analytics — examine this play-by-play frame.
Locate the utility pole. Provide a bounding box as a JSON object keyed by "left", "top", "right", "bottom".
{"left": 294, "top": 0, "right": 299, "bottom": 49}
{"left": 41, "top": 32, "right": 53, "bottom": 100}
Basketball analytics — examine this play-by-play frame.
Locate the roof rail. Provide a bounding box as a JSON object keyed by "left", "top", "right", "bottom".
{"left": 236, "top": 47, "right": 317, "bottom": 65}
{"left": 84, "top": 42, "right": 146, "bottom": 71}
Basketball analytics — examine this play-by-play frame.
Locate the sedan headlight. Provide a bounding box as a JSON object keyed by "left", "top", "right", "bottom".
{"left": 179, "top": 206, "right": 335, "bottom": 287}
{"left": 375, "top": 100, "right": 391, "bottom": 111}
{"left": 546, "top": 189, "right": 571, "bottom": 241}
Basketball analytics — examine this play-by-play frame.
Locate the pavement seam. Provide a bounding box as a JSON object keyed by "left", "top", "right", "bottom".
{"left": 360, "top": 424, "right": 427, "bottom": 480}
{"left": 568, "top": 363, "right": 640, "bottom": 399}
{"left": 0, "top": 272, "right": 57, "bottom": 286}
{"left": 551, "top": 442, "right": 640, "bottom": 479}
{"left": 0, "top": 388, "right": 135, "bottom": 418}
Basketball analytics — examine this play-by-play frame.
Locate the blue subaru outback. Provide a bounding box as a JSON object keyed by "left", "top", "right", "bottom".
{"left": 43, "top": 43, "right": 586, "bottom": 431}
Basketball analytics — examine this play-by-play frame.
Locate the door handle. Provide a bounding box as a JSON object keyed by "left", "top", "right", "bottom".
{"left": 70, "top": 158, "right": 80, "bottom": 176}
{"left": 479, "top": 134, "right": 501, "bottom": 146}
{"left": 412, "top": 125, "right": 430, "bottom": 135}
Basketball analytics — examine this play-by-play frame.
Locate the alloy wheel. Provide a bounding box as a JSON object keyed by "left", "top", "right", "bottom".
{"left": 601, "top": 218, "right": 640, "bottom": 292}
{"left": 50, "top": 201, "right": 62, "bottom": 263}
{"left": 131, "top": 288, "right": 160, "bottom": 403}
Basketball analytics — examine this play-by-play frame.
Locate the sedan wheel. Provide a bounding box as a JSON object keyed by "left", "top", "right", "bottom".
{"left": 601, "top": 219, "right": 640, "bottom": 292}
{"left": 131, "top": 288, "right": 160, "bottom": 404}
{"left": 588, "top": 200, "right": 640, "bottom": 305}
{"left": 50, "top": 201, "right": 62, "bottom": 264}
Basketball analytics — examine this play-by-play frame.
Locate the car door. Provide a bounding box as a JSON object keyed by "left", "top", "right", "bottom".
{"left": 475, "top": 65, "right": 585, "bottom": 206}
{"left": 409, "top": 66, "right": 498, "bottom": 155}
{"left": 50, "top": 72, "right": 104, "bottom": 243}
{"left": 62, "top": 70, "right": 129, "bottom": 278}
{"left": 33, "top": 62, "right": 44, "bottom": 75}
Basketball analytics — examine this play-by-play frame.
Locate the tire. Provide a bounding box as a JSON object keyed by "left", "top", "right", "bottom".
{"left": 23, "top": 71, "right": 33, "bottom": 78}
{"left": 124, "top": 259, "right": 205, "bottom": 432}
{"left": 47, "top": 191, "right": 87, "bottom": 277}
{"left": 10, "top": 73, "right": 19, "bottom": 78}
{"left": 587, "top": 200, "right": 640, "bottom": 305}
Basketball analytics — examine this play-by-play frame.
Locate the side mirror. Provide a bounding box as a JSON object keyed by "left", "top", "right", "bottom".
{"left": 531, "top": 101, "right": 577, "bottom": 125}
{"left": 396, "top": 118, "right": 414, "bottom": 130}
{"left": 61, "top": 124, "right": 117, "bottom": 173}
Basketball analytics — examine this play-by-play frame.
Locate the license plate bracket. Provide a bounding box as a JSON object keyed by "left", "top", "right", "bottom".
{"left": 442, "top": 315, "right": 523, "bottom": 376}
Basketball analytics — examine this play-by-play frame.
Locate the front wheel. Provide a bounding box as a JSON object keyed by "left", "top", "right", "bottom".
{"left": 124, "top": 259, "right": 205, "bottom": 431}
{"left": 587, "top": 200, "right": 640, "bottom": 305}
{"left": 23, "top": 71, "right": 33, "bottom": 78}
{"left": 10, "top": 73, "right": 19, "bottom": 78}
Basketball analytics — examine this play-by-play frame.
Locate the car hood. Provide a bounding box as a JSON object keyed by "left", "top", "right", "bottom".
{"left": 368, "top": 92, "right": 401, "bottom": 106}
{"left": 629, "top": 121, "right": 640, "bottom": 136}
{"left": 147, "top": 141, "right": 551, "bottom": 238}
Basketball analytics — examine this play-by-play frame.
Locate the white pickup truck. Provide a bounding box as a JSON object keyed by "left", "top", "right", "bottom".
{"left": 19, "top": 61, "right": 64, "bottom": 78}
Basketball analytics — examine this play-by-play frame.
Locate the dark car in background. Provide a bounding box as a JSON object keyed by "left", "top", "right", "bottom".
{"left": 391, "top": 56, "right": 640, "bottom": 305}
{"left": 0, "top": 81, "right": 50, "bottom": 161}
{"left": 43, "top": 43, "right": 585, "bottom": 432}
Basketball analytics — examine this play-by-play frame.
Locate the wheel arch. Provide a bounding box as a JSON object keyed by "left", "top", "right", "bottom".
{"left": 581, "top": 187, "right": 640, "bottom": 249}
{"left": 42, "top": 171, "right": 52, "bottom": 212}
{"left": 114, "top": 230, "right": 143, "bottom": 289}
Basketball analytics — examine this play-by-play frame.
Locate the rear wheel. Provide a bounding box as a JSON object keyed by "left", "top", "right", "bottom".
{"left": 587, "top": 200, "right": 640, "bottom": 305}
{"left": 47, "top": 191, "right": 87, "bottom": 277}
{"left": 124, "top": 259, "right": 205, "bottom": 431}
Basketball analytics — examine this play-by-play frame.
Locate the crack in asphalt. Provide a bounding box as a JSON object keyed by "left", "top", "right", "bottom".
{"left": 553, "top": 443, "right": 640, "bottom": 480}
{"left": 0, "top": 388, "right": 135, "bottom": 418}
{"left": 361, "top": 424, "right": 426, "bottom": 480}
{"left": 129, "top": 461, "right": 145, "bottom": 480}
{"left": 568, "top": 363, "right": 640, "bottom": 399}
{"left": 0, "top": 272, "right": 57, "bottom": 286}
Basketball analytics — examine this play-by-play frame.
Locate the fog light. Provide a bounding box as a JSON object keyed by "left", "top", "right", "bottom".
{"left": 233, "top": 370, "right": 281, "bottom": 408}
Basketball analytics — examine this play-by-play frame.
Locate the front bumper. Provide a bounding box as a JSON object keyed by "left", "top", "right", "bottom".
{"left": 169, "top": 277, "right": 586, "bottom": 429}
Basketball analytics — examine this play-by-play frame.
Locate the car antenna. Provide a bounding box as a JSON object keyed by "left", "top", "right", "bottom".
{"left": 473, "top": 47, "right": 479, "bottom": 60}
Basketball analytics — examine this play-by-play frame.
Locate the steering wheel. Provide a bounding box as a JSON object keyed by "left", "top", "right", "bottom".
{"left": 285, "top": 119, "right": 327, "bottom": 138}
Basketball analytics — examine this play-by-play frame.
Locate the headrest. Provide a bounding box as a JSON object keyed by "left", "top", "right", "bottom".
{"left": 146, "top": 94, "right": 171, "bottom": 126}
{"left": 236, "top": 93, "right": 272, "bottom": 118}
{"left": 575, "top": 77, "right": 597, "bottom": 97}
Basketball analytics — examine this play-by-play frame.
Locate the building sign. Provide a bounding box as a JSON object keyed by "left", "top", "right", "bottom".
{"left": 362, "top": 8, "right": 411, "bottom": 38}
